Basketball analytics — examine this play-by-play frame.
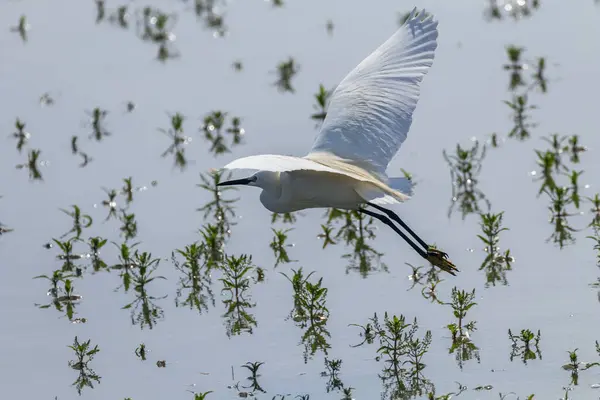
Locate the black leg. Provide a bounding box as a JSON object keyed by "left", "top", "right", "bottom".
{"left": 366, "top": 202, "right": 448, "bottom": 259}
{"left": 359, "top": 209, "right": 427, "bottom": 259}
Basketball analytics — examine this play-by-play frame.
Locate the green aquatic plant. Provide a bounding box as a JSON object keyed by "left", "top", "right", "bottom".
{"left": 271, "top": 212, "right": 297, "bottom": 224}
{"left": 443, "top": 140, "right": 491, "bottom": 219}
{"left": 95, "top": 0, "right": 105, "bottom": 23}
{"left": 201, "top": 111, "right": 245, "bottom": 155}
{"left": 193, "top": 0, "right": 227, "bottom": 37}
{"left": 112, "top": 241, "right": 140, "bottom": 292}
{"left": 197, "top": 169, "right": 239, "bottom": 238}
{"left": 87, "top": 236, "right": 108, "bottom": 272}
{"left": 351, "top": 313, "right": 434, "bottom": 398}
{"left": 547, "top": 186, "right": 576, "bottom": 248}
{"left": 509, "top": 329, "right": 542, "bottom": 364}
{"left": 173, "top": 242, "right": 215, "bottom": 314}
{"left": 484, "top": 0, "right": 540, "bottom": 21}
{"left": 220, "top": 254, "right": 257, "bottom": 337}
{"left": 68, "top": 336, "right": 101, "bottom": 395}
{"left": 273, "top": 57, "right": 299, "bottom": 93}
{"left": 160, "top": 112, "right": 190, "bottom": 170}
{"left": 10, "top": 15, "right": 29, "bottom": 42}
{"left": 270, "top": 228, "right": 295, "bottom": 267}
{"left": 311, "top": 84, "right": 332, "bottom": 126}
{"left": 60, "top": 205, "right": 93, "bottom": 239}
{"left": 446, "top": 287, "right": 479, "bottom": 369}
{"left": 86, "top": 107, "right": 110, "bottom": 141}
{"left": 241, "top": 361, "right": 266, "bottom": 393}
{"left": 11, "top": 118, "right": 29, "bottom": 152}
{"left": 35, "top": 278, "right": 82, "bottom": 321}
{"left": 135, "top": 343, "right": 147, "bottom": 361}
{"left": 503, "top": 46, "right": 526, "bottom": 91}
{"left": 16, "top": 148, "right": 43, "bottom": 180}
{"left": 138, "top": 7, "right": 179, "bottom": 60}
{"left": 0, "top": 197, "right": 13, "bottom": 235}
{"left": 281, "top": 268, "right": 331, "bottom": 362}
{"left": 121, "top": 251, "right": 167, "bottom": 329}
{"left": 53, "top": 238, "right": 83, "bottom": 273}
{"left": 101, "top": 188, "right": 119, "bottom": 220}
{"left": 108, "top": 5, "right": 129, "bottom": 28}
{"left": 478, "top": 212, "right": 514, "bottom": 286}
{"left": 71, "top": 136, "right": 93, "bottom": 167}
{"left": 119, "top": 211, "right": 138, "bottom": 240}
{"left": 561, "top": 348, "right": 600, "bottom": 386}
{"left": 505, "top": 95, "right": 537, "bottom": 141}
{"left": 321, "top": 208, "right": 386, "bottom": 276}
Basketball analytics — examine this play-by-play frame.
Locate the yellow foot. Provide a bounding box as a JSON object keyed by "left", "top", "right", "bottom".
{"left": 426, "top": 248, "right": 459, "bottom": 275}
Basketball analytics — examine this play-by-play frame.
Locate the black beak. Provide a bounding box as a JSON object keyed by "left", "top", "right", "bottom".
{"left": 217, "top": 178, "right": 253, "bottom": 186}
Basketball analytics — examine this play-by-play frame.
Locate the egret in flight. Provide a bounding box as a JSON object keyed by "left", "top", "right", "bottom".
{"left": 218, "top": 8, "right": 458, "bottom": 275}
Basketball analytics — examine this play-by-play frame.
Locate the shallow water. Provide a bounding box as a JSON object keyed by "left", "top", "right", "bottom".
{"left": 2, "top": 1, "right": 600, "bottom": 399}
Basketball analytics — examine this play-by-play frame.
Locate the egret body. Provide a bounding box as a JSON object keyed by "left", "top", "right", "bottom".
{"left": 218, "top": 8, "right": 457, "bottom": 274}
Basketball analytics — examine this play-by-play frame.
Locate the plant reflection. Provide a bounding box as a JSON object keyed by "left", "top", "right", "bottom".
{"left": 220, "top": 254, "right": 257, "bottom": 337}
{"left": 478, "top": 212, "right": 514, "bottom": 286}
{"left": 446, "top": 287, "right": 480, "bottom": 369}
{"left": 173, "top": 243, "right": 215, "bottom": 314}
{"left": 443, "top": 140, "right": 490, "bottom": 219}
{"left": 68, "top": 336, "right": 101, "bottom": 395}
{"left": 121, "top": 251, "right": 167, "bottom": 330}
{"left": 281, "top": 268, "right": 331, "bottom": 362}
{"left": 160, "top": 112, "right": 191, "bottom": 170}
{"left": 509, "top": 329, "right": 542, "bottom": 364}
{"left": 351, "top": 313, "right": 434, "bottom": 398}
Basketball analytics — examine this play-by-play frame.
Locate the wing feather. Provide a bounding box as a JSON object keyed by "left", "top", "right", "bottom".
{"left": 308, "top": 8, "right": 438, "bottom": 177}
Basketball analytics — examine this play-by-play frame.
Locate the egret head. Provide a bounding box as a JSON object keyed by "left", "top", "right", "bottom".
{"left": 217, "top": 170, "right": 278, "bottom": 190}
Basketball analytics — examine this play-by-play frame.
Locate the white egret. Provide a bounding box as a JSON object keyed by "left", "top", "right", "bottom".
{"left": 218, "top": 8, "right": 457, "bottom": 274}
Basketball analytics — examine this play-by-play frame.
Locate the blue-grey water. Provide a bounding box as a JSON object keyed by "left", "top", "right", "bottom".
{"left": 2, "top": 1, "right": 600, "bottom": 399}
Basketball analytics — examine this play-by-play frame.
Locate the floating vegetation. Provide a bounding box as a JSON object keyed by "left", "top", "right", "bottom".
{"left": 201, "top": 111, "right": 245, "bottom": 155}
{"left": 310, "top": 84, "right": 332, "bottom": 126}
{"left": 484, "top": 0, "right": 541, "bottom": 21}
{"left": 503, "top": 46, "right": 549, "bottom": 93}
{"left": 52, "top": 238, "right": 83, "bottom": 273}
{"left": 86, "top": 107, "right": 110, "bottom": 141}
{"left": 446, "top": 287, "right": 480, "bottom": 369}
{"left": 587, "top": 195, "right": 600, "bottom": 265}
{"left": 119, "top": 211, "right": 138, "bottom": 240}
{"left": 10, "top": 15, "right": 29, "bottom": 42}
{"left": 138, "top": 7, "right": 180, "bottom": 61}
{"left": 509, "top": 329, "right": 542, "bottom": 364}
{"left": 160, "top": 112, "right": 191, "bottom": 170}
{"left": 60, "top": 205, "right": 93, "bottom": 239}
{"left": 271, "top": 212, "right": 297, "bottom": 224}
{"left": 281, "top": 268, "right": 331, "bottom": 362}
{"left": 173, "top": 243, "right": 215, "bottom": 314}
{"left": 71, "top": 136, "right": 93, "bottom": 167}
{"left": 39, "top": 92, "right": 55, "bottom": 106}
{"left": 35, "top": 277, "right": 82, "bottom": 321}
{"left": 232, "top": 60, "right": 243, "bottom": 71}
{"left": 321, "top": 358, "right": 354, "bottom": 398}
{"left": 241, "top": 361, "right": 266, "bottom": 394}
{"left": 351, "top": 313, "right": 434, "bottom": 397}
{"left": 533, "top": 134, "right": 587, "bottom": 248}
{"left": 108, "top": 5, "right": 130, "bottom": 29}
{"left": 505, "top": 95, "right": 537, "bottom": 141}
{"left": 16, "top": 148, "right": 43, "bottom": 180}
{"left": 443, "top": 140, "right": 490, "bottom": 219}
{"left": 321, "top": 209, "right": 387, "bottom": 276}
{"left": 121, "top": 251, "right": 167, "bottom": 329}
{"left": 135, "top": 343, "right": 147, "bottom": 361}
{"left": 478, "top": 212, "right": 514, "bottom": 286}
{"left": 11, "top": 118, "right": 30, "bottom": 152}
{"left": 193, "top": 0, "right": 227, "bottom": 37}
{"left": 270, "top": 228, "right": 295, "bottom": 267}
{"left": 561, "top": 348, "right": 600, "bottom": 386}
{"left": 220, "top": 254, "right": 258, "bottom": 337}
{"left": 68, "top": 336, "right": 101, "bottom": 395}
{"left": 273, "top": 57, "right": 299, "bottom": 93}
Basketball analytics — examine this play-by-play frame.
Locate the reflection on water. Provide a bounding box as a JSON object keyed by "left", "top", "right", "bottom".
{"left": 282, "top": 268, "right": 331, "bottom": 362}
{"left": 509, "top": 329, "right": 542, "bottom": 364}
{"left": 477, "top": 212, "right": 514, "bottom": 287}
{"left": 220, "top": 254, "right": 258, "bottom": 337}
{"left": 443, "top": 141, "right": 490, "bottom": 219}
{"left": 68, "top": 336, "right": 101, "bottom": 395}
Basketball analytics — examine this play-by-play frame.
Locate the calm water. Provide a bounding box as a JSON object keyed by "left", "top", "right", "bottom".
{"left": 2, "top": 1, "right": 600, "bottom": 399}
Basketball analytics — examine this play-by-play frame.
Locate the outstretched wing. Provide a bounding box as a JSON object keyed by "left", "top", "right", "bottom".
{"left": 307, "top": 8, "right": 438, "bottom": 178}
{"left": 222, "top": 154, "right": 342, "bottom": 174}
